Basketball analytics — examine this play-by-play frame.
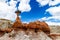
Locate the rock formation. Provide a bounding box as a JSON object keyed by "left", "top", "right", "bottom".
{"left": 0, "top": 10, "right": 50, "bottom": 35}
{"left": 0, "top": 19, "right": 13, "bottom": 33}
{"left": 28, "top": 21, "right": 50, "bottom": 34}
{"left": 12, "top": 10, "right": 22, "bottom": 28}
{"left": 0, "top": 30, "right": 52, "bottom": 40}
{"left": 0, "top": 10, "right": 52, "bottom": 39}
{"left": 0, "top": 10, "right": 60, "bottom": 40}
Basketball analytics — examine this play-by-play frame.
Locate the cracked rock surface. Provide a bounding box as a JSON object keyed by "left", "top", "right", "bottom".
{"left": 0, "top": 30, "right": 52, "bottom": 40}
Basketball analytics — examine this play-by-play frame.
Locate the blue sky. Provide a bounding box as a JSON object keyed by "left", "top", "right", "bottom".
{"left": 20, "top": 0, "right": 60, "bottom": 25}
{"left": 20, "top": 0, "right": 51, "bottom": 22}
{"left": 0, "top": 0, "right": 60, "bottom": 25}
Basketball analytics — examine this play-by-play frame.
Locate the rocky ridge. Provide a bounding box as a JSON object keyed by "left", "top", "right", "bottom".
{"left": 0, "top": 10, "right": 60, "bottom": 40}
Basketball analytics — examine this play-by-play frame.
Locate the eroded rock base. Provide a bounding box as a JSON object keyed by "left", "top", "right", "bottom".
{"left": 0, "top": 29, "right": 52, "bottom": 40}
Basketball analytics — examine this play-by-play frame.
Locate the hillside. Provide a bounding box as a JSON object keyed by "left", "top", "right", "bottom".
{"left": 0, "top": 11, "right": 60, "bottom": 40}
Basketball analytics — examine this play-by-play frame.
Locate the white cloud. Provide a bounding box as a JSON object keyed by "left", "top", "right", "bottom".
{"left": 46, "top": 21, "right": 60, "bottom": 26}
{"left": 36, "top": 0, "right": 60, "bottom": 6}
{"left": 0, "top": 0, "right": 7, "bottom": 2}
{"left": 18, "top": 0, "right": 31, "bottom": 12}
{"left": 37, "top": 0, "right": 60, "bottom": 26}
{"left": 0, "top": 0, "right": 31, "bottom": 21}
{"left": 46, "top": 6, "right": 60, "bottom": 20}
{"left": 0, "top": 1, "right": 17, "bottom": 21}
{"left": 9, "top": 0, "right": 17, "bottom": 7}
{"left": 38, "top": 17, "right": 50, "bottom": 21}
{"left": 22, "top": 21, "right": 29, "bottom": 24}
{"left": 36, "top": 0, "right": 49, "bottom": 6}
{"left": 38, "top": 17, "right": 60, "bottom": 26}
{"left": 38, "top": 6, "right": 60, "bottom": 25}
{"left": 49, "top": 0, "right": 60, "bottom": 6}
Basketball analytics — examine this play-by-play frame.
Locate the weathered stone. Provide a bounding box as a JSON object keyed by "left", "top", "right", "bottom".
{"left": 12, "top": 10, "right": 22, "bottom": 28}
{"left": 0, "top": 10, "right": 52, "bottom": 40}
{"left": 12, "top": 16, "right": 22, "bottom": 28}
{"left": 0, "top": 30, "right": 52, "bottom": 40}
{"left": 0, "top": 19, "right": 13, "bottom": 29}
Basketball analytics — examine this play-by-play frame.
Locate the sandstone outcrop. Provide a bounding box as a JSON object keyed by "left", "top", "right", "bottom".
{"left": 27, "top": 21, "right": 50, "bottom": 34}
{"left": 12, "top": 16, "right": 22, "bottom": 28}
{"left": 0, "top": 10, "right": 52, "bottom": 39}
{"left": 12, "top": 10, "right": 22, "bottom": 28}
{"left": 0, "top": 10, "right": 50, "bottom": 35}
